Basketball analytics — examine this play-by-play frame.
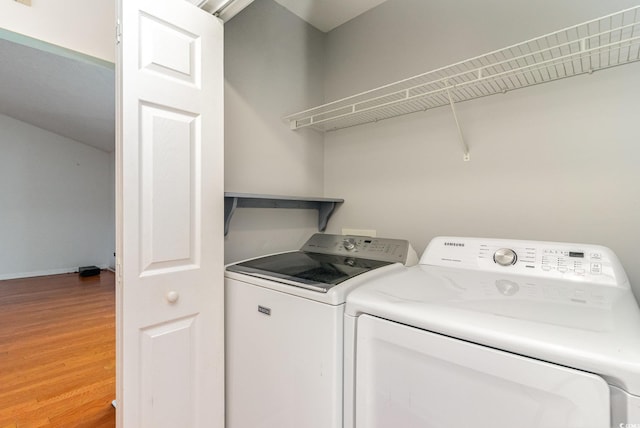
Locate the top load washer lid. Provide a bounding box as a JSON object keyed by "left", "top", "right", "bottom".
{"left": 226, "top": 233, "right": 417, "bottom": 293}
{"left": 226, "top": 252, "right": 392, "bottom": 292}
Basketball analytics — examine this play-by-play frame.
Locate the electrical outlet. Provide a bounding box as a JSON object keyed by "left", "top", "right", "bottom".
{"left": 14, "top": 0, "right": 32, "bottom": 6}
{"left": 342, "top": 228, "right": 377, "bottom": 237}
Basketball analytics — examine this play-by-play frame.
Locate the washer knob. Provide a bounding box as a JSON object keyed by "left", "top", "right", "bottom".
{"left": 494, "top": 248, "right": 517, "bottom": 266}
{"left": 343, "top": 238, "right": 356, "bottom": 251}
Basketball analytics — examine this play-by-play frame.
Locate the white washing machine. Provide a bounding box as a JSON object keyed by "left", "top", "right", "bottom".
{"left": 225, "top": 233, "right": 417, "bottom": 428}
{"left": 344, "top": 236, "right": 640, "bottom": 428}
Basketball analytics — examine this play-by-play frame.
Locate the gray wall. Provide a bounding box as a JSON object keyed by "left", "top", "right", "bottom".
{"left": 224, "top": 0, "right": 327, "bottom": 263}
{"left": 0, "top": 114, "right": 113, "bottom": 278}
{"left": 322, "top": 0, "right": 640, "bottom": 298}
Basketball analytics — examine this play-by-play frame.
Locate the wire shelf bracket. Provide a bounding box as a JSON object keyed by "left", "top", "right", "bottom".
{"left": 283, "top": 6, "right": 640, "bottom": 160}
{"left": 445, "top": 84, "right": 470, "bottom": 161}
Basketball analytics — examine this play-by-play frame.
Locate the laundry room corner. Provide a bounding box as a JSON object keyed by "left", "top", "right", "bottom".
{"left": 223, "top": 0, "right": 328, "bottom": 263}
{"left": 320, "top": 0, "right": 640, "bottom": 300}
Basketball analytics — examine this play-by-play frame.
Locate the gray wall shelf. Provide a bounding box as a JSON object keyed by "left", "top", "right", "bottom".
{"left": 224, "top": 193, "right": 344, "bottom": 236}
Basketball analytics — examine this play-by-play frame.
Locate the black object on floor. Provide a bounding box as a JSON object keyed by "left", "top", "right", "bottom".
{"left": 79, "top": 266, "right": 101, "bottom": 277}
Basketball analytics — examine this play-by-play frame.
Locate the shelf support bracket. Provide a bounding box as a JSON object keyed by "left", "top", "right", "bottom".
{"left": 317, "top": 202, "right": 337, "bottom": 232}
{"left": 445, "top": 86, "right": 470, "bottom": 161}
{"left": 224, "top": 196, "right": 239, "bottom": 237}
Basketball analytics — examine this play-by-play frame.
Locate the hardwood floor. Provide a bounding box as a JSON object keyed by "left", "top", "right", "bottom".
{"left": 0, "top": 271, "right": 115, "bottom": 428}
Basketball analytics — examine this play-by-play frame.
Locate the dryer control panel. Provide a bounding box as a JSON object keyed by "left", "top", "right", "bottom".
{"left": 421, "top": 236, "right": 628, "bottom": 287}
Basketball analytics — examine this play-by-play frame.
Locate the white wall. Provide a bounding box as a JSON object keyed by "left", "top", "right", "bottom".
{"left": 0, "top": 114, "right": 113, "bottom": 279}
{"left": 0, "top": 0, "right": 114, "bottom": 63}
{"left": 108, "top": 151, "right": 116, "bottom": 269}
{"left": 224, "top": 0, "right": 326, "bottom": 263}
{"left": 323, "top": 0, "right": 640, "bottom": 298}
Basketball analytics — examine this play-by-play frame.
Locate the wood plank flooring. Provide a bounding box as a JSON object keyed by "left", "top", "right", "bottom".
{"left": 0, "top": 271, "right": 115, "bottom": 427}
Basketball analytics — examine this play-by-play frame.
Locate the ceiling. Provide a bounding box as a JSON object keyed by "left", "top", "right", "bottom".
{"left": 0, "top": 0, "right": 385, "bottom": 154}
{"left": 0, "top": 38, "right": 115, "bottom": 153}
{"left": 273, "top": 0, "right": 389, "bottom": 32}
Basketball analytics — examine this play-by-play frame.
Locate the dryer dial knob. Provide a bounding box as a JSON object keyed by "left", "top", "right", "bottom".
{"left": 494, "top": 248, "right": 517, "bottom": 266}
{"left": 343, "top": 238, "right": 356, "bottom": 251}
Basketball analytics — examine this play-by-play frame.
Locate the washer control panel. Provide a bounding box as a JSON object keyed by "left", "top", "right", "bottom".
{"left": 421, "top": 236, "right": 628, "bottom": 287}
{"left": 301, "top": 233, "right": 418, "bottom": 266}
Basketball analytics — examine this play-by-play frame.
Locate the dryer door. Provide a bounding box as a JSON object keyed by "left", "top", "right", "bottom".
{"left": 354, "top": 315, "right": 610, "bottom": 428}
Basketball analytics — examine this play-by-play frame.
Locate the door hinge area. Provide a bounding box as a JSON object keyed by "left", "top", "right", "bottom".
{"left": 116, "top": 20, "right": 122, "bottom": 44}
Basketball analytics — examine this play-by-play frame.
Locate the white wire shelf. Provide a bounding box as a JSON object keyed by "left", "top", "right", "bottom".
{"left": 284, "top": 6, "right": 640, "bottom": 133}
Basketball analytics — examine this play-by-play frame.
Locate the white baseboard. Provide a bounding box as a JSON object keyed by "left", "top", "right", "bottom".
{"left": 0, "top": 264, "right": 109, "bottom": 281}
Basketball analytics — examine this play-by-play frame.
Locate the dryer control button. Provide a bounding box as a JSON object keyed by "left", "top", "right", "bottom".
{"left": 494, "top": 248, "right": 517, "bottom": 266}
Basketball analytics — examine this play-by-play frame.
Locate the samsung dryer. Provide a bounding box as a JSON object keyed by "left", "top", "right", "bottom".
{"left": 344, "top": 236, "right": 640, "bottom": 428}
{"left": 225, "top": 233, "right": 417, "bottom": 428}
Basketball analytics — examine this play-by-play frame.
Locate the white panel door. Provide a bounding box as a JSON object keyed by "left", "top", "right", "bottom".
{"left": 116, "top": 0, "right": 223, "bottom": 427}
{"left": 355, "top": 314, "right": 610, "bottom": 428}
